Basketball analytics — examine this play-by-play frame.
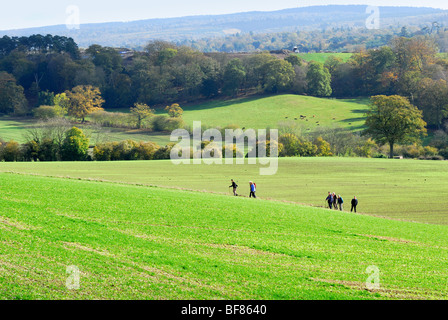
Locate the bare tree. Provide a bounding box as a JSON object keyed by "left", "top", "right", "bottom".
{"left": 23, "top": 118, "right": 73, "bottom": 160}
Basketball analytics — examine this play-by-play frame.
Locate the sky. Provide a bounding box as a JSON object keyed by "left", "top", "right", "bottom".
{"left": 1, "top": 0, "right": 447, "bottom": 30}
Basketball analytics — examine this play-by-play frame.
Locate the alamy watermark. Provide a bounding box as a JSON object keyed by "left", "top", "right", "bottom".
{"left": 66, "top": 5, "right": 80, "bottom": 30}
{"left": 66, "top": 265, "right": 80, "bottom": 290}
{"left": 366, "top": 6, "right": 380, "bottom": 30}
{"left": 170, "top": 121, "right": 279, "bottom": 176}
{"left": 366, "top": 265, "right": 380, "bottom": 290}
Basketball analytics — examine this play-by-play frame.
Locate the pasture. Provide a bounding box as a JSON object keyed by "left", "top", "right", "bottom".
{"left": 0, "top": 95, "right": 369, "bottom": 146}
{"left": 181, "top": 95, "right": 369, "bottom": 131}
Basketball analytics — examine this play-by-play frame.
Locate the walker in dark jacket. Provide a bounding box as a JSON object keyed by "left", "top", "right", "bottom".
{"left": 229, "top": 180, "right": 238, "bottom": 196}
{"left": 351, "top": 197, "right": 358, "bottom": 213}
{"left": 326, "top": 193, "right": 333, "bottom": 209}
{"left": 338, "top": 196, "right": 344, "bottom": 211}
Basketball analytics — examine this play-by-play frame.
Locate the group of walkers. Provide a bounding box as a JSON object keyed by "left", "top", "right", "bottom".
{"left": 229, "top": 179, "right": 257, "bottom": 198}
{"left": 326, "top": 192, "right": 359, "bottom": 212}
{"left": 228, "top": 179, "right": 360, "bottom": 213}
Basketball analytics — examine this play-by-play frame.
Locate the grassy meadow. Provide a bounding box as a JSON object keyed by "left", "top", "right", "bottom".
{"left": 0, "top": 94, "right": 369, "bottom": 145}
{"left": 0, "top": 118, "right": 35, "bottom": 143}
{"left": 2, "top": 157, "right": 448, "bottom": 225}
{"left": 181, "top": 95, "right": 369, "bottom": 131}
{"left": 0, "top": 117, "right": 172, "bottom": 146}
{"left": 297, "top": 52, "right": 353, "bottom": 64}
{"left": 1, "top": 172, "right": 447, "bottom": 300}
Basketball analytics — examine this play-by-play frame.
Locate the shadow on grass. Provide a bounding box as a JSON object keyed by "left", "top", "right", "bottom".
{"left": 351, "top": 109, "right": 368, "bottom": 114}
{"left": 183, "top": 95, "right": 372, "bottom": 114}
{"left": 338, "top": 97, "right": 371, "bottom": 105}
{"left": 98, "top": 127, "right": 172, "bottom": 136}
{"left": 346, "top": 124, "right": 366, "bottom": 131}
{"left": 340, "top": 117, "right": 366, "bottom": 123}
{"left": 182, "top": 94, "right": 275, "bottom": 112}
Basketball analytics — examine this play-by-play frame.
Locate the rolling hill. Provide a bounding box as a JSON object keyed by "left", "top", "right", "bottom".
{"left": 1, "top": 172, "right": 447, "bottom": 299}
{"left": 1, "top": 5, "right": 446, "bottom": 48}
{"left": 2, "top": 157, "right": 448, "bottom": 225}
{"left": 181, "top": 95, "right": 369, "bottom": 131}
{"left": 0, "top": 95, "right": 369, "bottom": 144}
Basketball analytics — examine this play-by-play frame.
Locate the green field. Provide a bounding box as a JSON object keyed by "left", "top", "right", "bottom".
{"left": 1, "top": 172, "right": 447, "bottom": 300}
{"left": 0, "top": 117, "right": 172, "bottom": 145}
{"left": 0, "top": 95, "right": 369, "bottom": 145}
{"left": 182, "top": 95, "right": 368, "bottom": 130}
{"left": 2, "top": 157, "right": 447, "bottom": 225}
{"left": 297, "top": 53, "right": 353, "bottom": 64}
{"left": 0, "top": 118, "right": 35, "bottom": 143}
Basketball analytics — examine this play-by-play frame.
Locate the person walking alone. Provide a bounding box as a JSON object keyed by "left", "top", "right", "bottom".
{"left": 351, "top": 196, "right": 358, "bottom": 213}
{"left": 229, "top": 179, "right": 238, "bottom": 196}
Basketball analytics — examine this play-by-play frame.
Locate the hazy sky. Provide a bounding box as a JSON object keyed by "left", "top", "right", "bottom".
{"left": 1, "top": 0, "right": 447, "bottom": 30}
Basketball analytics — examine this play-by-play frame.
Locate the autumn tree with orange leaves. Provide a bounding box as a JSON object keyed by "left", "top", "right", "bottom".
{"left": 65, "top": 85, "right": 105, "bottom": 122}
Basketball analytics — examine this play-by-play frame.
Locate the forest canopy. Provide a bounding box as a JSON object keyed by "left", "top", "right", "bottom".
{"left": 0, "top": 33, "right": 447, "bottom": 131}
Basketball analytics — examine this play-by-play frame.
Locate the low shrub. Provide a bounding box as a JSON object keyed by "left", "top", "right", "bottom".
{"left": 400, "top": 144, "right": 439, "bottom": 159}
{"left": 248, "top": 140, "right": 283, "bottom": 158}
{"left": 222, "top": 144, "right": 244, "bottom": 158}
{"left": 151, "top": 115, "right": 185, "bottom": 132}
{"left": 33, "top": 106, "right": 58, "bottom": 120}
{"left": 153, "top": 143, "right": 177, "bottom": 160}
{"left": 0, "top": 140, "right": 21, "bottom": 162}
{"left": 373, "top": 153, "right": 388, "bottom": 159}
{"left": 93, "top": 140, "right": 160, "bottom": 161}
{"left": 438, "top": 147, "right": 448, "bottom": 159}
{"left": 279, "top": 133, "right": 316, "bottom": 157}
{"left": 202, "top": 142, "right": 222, "bottom": 159}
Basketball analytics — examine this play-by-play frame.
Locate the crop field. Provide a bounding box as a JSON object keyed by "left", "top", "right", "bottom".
{"left": 2, "top": 91, "right": 446, "bottom": 301}
{"left": 1, "top": 172, "right": 447, "bottom": 300}
{"left": 2, "top": 157, "right": 448, "bottom": 225}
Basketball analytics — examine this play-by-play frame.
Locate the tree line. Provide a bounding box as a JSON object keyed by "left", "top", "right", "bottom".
{"left": 1, "top": 34, "right": 448, "bottom": 126}
{"left": 179, "top": 25, "right": 448, "bottom": 53}
{"left": 1, "top": 33, "right": 448, "bottom": 158}
{"left": 0, "top": 108, "right": 443, "bottom": 163}
{"left": 0, "top": 34, "right": 79, "bottom": 58}
{"left": 1, "top": 34, "right": 448, "bottom": 122}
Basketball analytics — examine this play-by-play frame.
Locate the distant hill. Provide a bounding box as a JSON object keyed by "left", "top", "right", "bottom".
{"left": 1, "top": 5, "right": 447, "bottom": 48}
